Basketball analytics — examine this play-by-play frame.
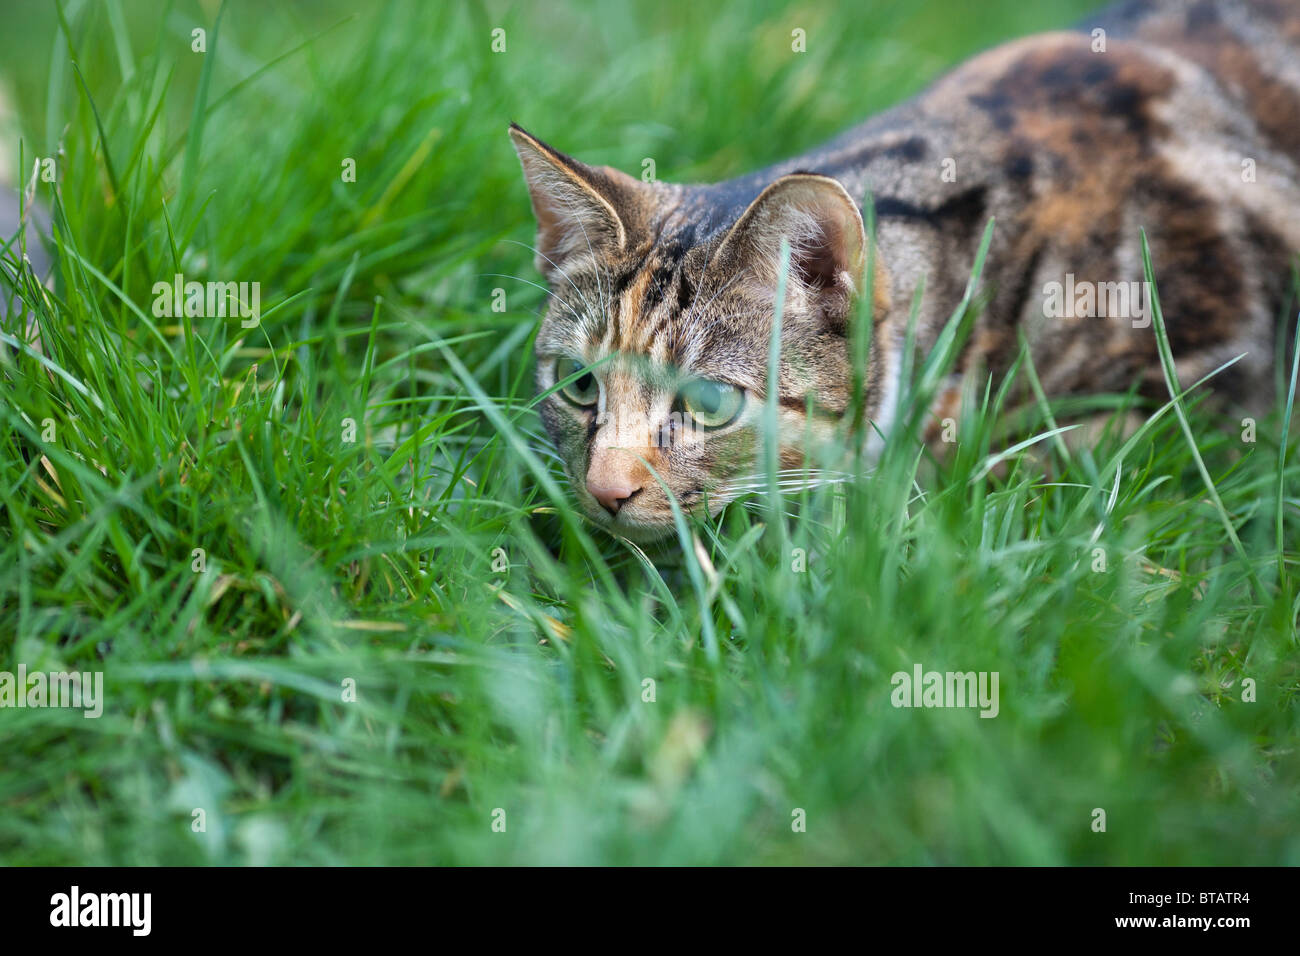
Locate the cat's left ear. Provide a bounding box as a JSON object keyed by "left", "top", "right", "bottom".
{"left": 508, "top": 123, "right": 644, "bottom": 280}
{"left": 713, "top": 173, "right": 868, "bottom": 329}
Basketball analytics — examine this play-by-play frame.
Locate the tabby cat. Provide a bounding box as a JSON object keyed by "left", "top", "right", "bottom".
{"left": 510, "top": 0, "right": 1300, "bottom": 540}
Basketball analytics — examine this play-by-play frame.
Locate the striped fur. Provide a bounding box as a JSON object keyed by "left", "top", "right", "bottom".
{"left": 511, "top": 0, "right": 1300, "bottom": 539}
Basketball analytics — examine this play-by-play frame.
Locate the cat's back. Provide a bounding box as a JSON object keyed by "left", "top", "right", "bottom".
{"left": 665, "top": 1, "right": 1300, "bottom": 419}
{"left": 836, "top": 0, "right": 1300, "bottom": 410}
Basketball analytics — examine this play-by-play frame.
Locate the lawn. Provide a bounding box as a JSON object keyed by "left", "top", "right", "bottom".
{"left": 0, "top": 0, "right": 1296, "bottom": 865}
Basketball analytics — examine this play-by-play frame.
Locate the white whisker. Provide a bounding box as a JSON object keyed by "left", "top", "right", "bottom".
{"left": 480, "top": 271, "right": 583, "bottom": 322}
{"left": 501, "top": 238, "right": 598, "bottom": 325}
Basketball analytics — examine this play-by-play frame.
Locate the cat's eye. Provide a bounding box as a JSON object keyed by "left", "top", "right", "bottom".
{"left": 555, "top": 357, "right": 600, "bottom": 407}
{"left": 678, "top": 378, "right": 744, "bottom": 429}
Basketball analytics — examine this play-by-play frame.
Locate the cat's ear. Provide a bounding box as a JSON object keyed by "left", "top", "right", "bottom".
{"left": 508, "top": 123, "right": 641, "bottom": 279}
{"left": 713, "top": 173, "right": 868, "bottom": 328}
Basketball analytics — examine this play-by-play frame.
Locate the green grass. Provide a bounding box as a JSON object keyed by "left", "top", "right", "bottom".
{"left": 1, "top": 0, "right": 1297, "bottom": 865}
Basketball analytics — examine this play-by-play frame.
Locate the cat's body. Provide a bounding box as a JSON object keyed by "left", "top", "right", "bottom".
{"left": 511, "top": 0, "right": 1300, "bottom": 539}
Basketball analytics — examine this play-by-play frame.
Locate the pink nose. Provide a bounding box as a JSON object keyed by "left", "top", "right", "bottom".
{"left": 587, "top": 480, "right": 641, "bottom": 516}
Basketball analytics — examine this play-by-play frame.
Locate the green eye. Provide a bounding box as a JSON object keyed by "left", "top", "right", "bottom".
{"left": 555, "top": 357, "right": 600, "bottom": 407}
{"left": 679, "top": 378, "right": 744, "bottom": 429}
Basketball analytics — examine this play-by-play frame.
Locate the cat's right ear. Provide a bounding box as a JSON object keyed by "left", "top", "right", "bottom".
{"left": 509, "top": 124, "right": 639, "bottom": 280}
{"left": 711, "top": 173, "right": 874, "bottom": 331}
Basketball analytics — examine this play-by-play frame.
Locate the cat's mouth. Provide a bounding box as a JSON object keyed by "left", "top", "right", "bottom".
{"left": 576, "top": 483, "right": 715, "bottom": 541}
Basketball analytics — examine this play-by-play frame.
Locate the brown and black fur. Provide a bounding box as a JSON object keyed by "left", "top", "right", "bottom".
{"left": 511, "top": 0, "right": 1300, "bottom": 539}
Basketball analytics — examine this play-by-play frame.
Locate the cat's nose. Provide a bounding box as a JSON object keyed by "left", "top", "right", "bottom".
{"left": 587, "top": 480, "right": 641, "bottom": 516}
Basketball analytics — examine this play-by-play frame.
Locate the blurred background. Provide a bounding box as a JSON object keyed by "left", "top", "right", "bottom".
{"left": 0, "top": 0, "right": 1102, "bottom": 317}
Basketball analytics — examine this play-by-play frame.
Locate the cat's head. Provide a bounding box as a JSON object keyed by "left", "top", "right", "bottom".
{"left": 509, "top": 124, "right": 882, "bottom": 540}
